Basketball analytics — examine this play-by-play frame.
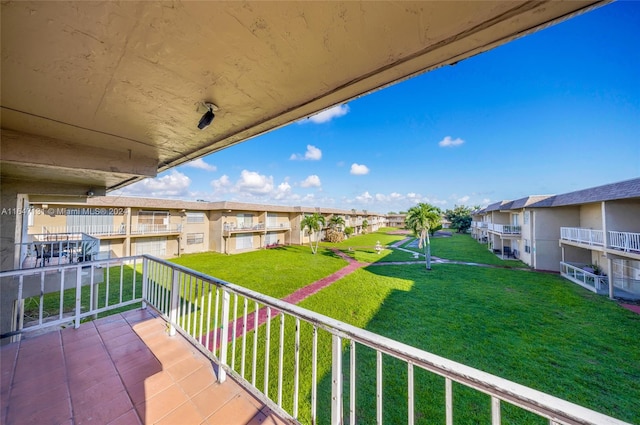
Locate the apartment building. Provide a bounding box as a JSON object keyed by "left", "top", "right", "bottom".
{"left": 386, "top": 213, "right": 406, "bottom": 228}
{"left": 471, "top": 178, "right": 640, "bottom": 299}
{"left": 23, "top": 197, "right": 388, "bottom": 263}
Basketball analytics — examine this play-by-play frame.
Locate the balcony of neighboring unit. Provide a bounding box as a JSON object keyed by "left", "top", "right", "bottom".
{"left": 265, "top": 222, "right": 291, "bottom": 231}
{"left": 471, "top": 221, "right": 488, "bottom": 229}
{"left": 560, "top": 262, "right": 609, "bottom": 295}
{"left": 17, "top": 233, "right": 101, "bottom": 270}
{"left": 129, "top": 224, "right": 182, "bottom": 236}
{"left": 560, "top": 227, "right": 604, "bottom": 249}
{"left": 223, "top": 222, "right": 265, "bottom": 236}
{"left": 487, "top": 223, "right": 521, "bottom": 235}
{"left": 608, "top": 230, "right": 640, "bottom": 258}
{"left": 560, "top": 227, "right": 640, "bottom": 256}
{"left": 40, "top": 225, "right": 127, "bottom": 237}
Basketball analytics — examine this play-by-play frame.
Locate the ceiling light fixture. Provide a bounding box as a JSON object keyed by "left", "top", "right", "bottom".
{"left": 198, "top": 102, "right": 218, "bottom": 130}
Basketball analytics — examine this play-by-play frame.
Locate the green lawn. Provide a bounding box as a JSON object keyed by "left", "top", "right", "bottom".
{"left": 311, "top": 264, "right": 640, "bottom": 423}
{"left": 404, "top": 233, "right": 529, "bottom": 267}
{"left": 320, "top": 228, "right": 409, "bottom": 249}
{"left": 229, "top": 263, "right": 640, "bottom": 424}
{"left": 321, "top": 228, "right": 414, "bottom": 263}
{"left": 171, "top": 245, "right": 347, "bottom": 298}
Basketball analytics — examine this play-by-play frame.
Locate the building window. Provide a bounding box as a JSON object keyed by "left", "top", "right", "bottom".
{"left": 237, "top": 214, "right": 254, "bottom": 228}
{"left": 186, "top": 233, "right": 204, "bottom": 245}
{"left": 138, "top": 211, "right": 169, "bottom": 225}
{"left": 524, "top": 211, "right": 530, "bottom": 225}
{"left": 99, "top": 240, "right": 112, "bottom": 259}
{"left": 186, "top": 212, "right": 205, "bottom": 223}
{"left": 236, "top": 234, "right": 253, "bottom": 250}
{"left": 135, "top": 237, "right": 167, "bottom": 257}
{"left": 267, "top": 213, "right": 277, "bottom": 228}
{"left": 265, "top": 232, "right": 278, "bottom": 246}
{"left": 524, "top": 239, "right": 531, "bottom": 253}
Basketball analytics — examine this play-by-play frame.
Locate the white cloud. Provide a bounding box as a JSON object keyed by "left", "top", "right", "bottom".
{"left": 305, "top": 104, "right": 350, "bottom": 124}
{"left": 300, "top": 175, "right": 321, "bottom": 188}
{"left": 438, "top": 136, "right": 465, "bottom": 148}
{"left": 185, "top": 158, "right": 217, "bottom": 172}
{"left": 211, "top": 175, "right": 231, "bottom": 192}
{"left": 355, "top": 191, "right": 374, "bottom": 203}
{"left": 236, "top": 170, "right": 274, "bottom": 195}
{"left": 350, "top": 163, "right": 370, "bottom": 175}
{"left": 290, "top": 145, "right": 322, "bottom": 161}
{"left": 457, "top": 195, "right": 470, "bottom": 203}
{"left": 114, "top": 170, "right": 191, "bottom": 198}
{"left": 273, "top": 182, "right": 292, "bottom": 200}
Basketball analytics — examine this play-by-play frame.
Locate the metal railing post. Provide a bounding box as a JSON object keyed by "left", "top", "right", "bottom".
{"left": 169, "top": 268, "right": 180, "bottom": 336}
{"left": 219, "top": 290, "right": 230, "bottom": 383}
{"left": 74, "top": 264, "right": 82, "bottom": 329}
{"left": 331, "top": 334, "right": 343, "bottom": 425}
{"left": 141, "top": 257, "right": 148, "bottom": 309}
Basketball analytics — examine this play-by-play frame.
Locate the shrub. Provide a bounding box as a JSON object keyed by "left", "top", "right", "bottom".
{"left": 325, "top": 227, "right": 345, "bottom": 243}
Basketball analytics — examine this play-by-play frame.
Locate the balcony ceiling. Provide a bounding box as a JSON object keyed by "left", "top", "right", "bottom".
{"left": 0, "top": 1, "right": 606, "bottom": 195}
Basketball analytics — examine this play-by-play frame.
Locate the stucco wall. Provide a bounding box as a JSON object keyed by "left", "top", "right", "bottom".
{"left": 605, "top": 200, "right": 640, "bottom": 233}
{"left": 578, "top": 203, "right": 603, "bottom": 229}
{"left": 533, "top": 207, "right": 580, "bottom": 271}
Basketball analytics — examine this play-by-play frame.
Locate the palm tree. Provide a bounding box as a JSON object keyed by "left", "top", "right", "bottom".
{"left": 405, "top": 203, "right": 441, "bottom": 270}
{"left": 301, "top": 213, "right": 326, "bottom": 254}
{"left": 328, "top": 215, "right": 345, "bottom": 230}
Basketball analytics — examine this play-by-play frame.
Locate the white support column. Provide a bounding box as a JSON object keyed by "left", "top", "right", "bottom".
{"left": 608, "top": 256, "right": 614, "bottom": 299}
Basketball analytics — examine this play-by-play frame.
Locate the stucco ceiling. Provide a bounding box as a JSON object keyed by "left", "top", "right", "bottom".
{"left": 0, "top": 1, "right": 607, "bottom": 195}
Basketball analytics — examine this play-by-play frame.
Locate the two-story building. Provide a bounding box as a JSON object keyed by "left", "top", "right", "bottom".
{"left": 472, "top": 178, "right": 640, "bottom": 299}
{"left": 24, "top": 197, "right": 389, "bottom": 261}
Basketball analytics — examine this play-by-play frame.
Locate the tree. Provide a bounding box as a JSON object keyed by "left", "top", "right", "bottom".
{"left": 405, "top": 203, "right": 441, "bottom": 270}
{"left": 344, "top": 226, "right": 354, "bottom": 238}
{"left": 328, "top": 215, "right": 345, "bottom": 230}
{"left": 445, "top": 205, "right": 473, "bottom": 233}
{"left": 301, "top": 213, "right": 326, "bottom": 254}
{"left": 361, "top": 219, "right": 369, "bottom": 234}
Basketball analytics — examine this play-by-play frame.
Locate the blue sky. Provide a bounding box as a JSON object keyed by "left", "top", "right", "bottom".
{"left": 114, "top": 1, "right": 639, "bottom": 213}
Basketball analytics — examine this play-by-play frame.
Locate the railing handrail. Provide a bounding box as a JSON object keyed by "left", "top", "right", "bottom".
{"left": 145, "top": 255, "right": 630, "bottom": 425}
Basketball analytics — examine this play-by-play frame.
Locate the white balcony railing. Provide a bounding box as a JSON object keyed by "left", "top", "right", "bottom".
{"left": 471, "top": 221, "right": 488, "bottom": 229}
{"left": 560, "top": 262, "right": 609, "bottom": 294}
{"left": 16, "top": 233, "right": 100, "bottom": 270}
{"left": 487, "top": 223, "right": 521, "bottom": 234}
{"left": 41, "top": 224, "right": 126, "bottom": 236}
{"left": 130, "top": 223, "right": 182, "bottom": 234}
{"left": 1, "top": 257, "right": 631, "bottom": 425}
{"left": 609, "top": 231, "right": 640, "bottom": 253}
{"left": 224, "top": 222, "right": 265, "bottom": 232}
{"left": 265, "top": 222, "right": 291, "bottom": 231}
{"left": 560, "top": 227, "right": 604, "bottom": 247}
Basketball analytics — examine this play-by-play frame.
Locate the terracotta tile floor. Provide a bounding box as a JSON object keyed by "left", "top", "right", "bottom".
{"left": 0, "top": 308, "right": 293, "bottom": 425}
